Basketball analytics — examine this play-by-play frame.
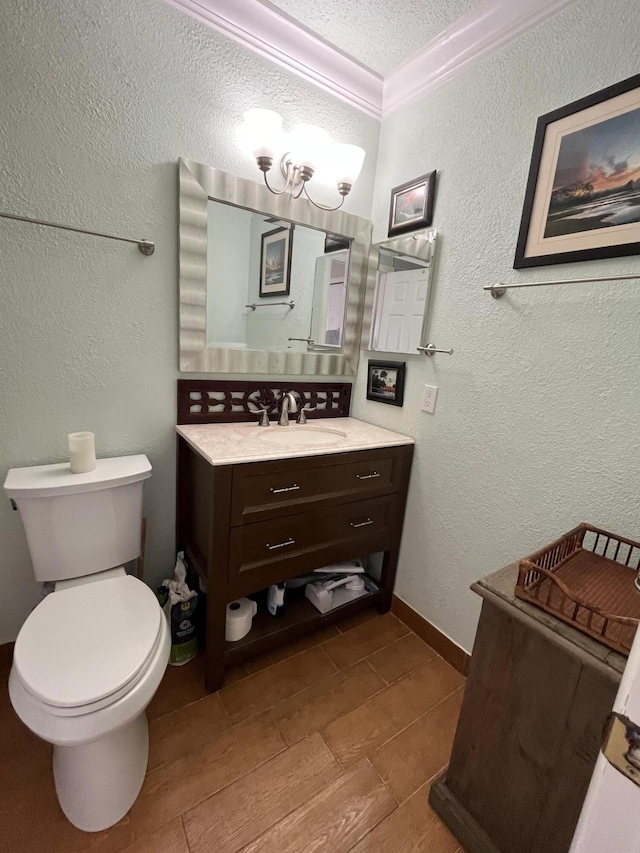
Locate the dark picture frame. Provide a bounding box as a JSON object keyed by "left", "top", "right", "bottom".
{"left": 259, "top": 226, "right": 294, "bottom": 296}
{"left": 388, "top": 171, "right": 436, "bottom": 238}
{"left": 366, "top": 360, "right": 405, "bottom": 407}
{"left": 324, "top": 233, "right": 351, "bottom": 254}
{"left": 514, "top": 73, "right": 640, "bottom": 269}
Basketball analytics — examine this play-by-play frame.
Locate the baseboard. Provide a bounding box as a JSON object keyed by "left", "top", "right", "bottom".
{"left": 392, "top": 596, "right": 470, "bottom": 676}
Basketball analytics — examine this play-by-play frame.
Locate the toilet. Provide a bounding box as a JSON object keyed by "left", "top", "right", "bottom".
{"left": 3, "top": 454, "right": 170, "bottom": 833}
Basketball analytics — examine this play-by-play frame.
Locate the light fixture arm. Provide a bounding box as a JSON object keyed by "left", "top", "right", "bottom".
{"left": 301, "top": 183, "right": 346, "bottom": 211}
{"left": 262, "top": 166, "right": 293, "bottom": 196}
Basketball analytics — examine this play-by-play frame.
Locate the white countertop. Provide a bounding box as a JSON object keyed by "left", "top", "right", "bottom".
{"left": 176, "top": 417, "right": 414, "bottom": 466}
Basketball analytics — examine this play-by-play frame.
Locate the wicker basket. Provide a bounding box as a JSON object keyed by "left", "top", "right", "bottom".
{"left": 516, "top": 523, "right": 640, "bottom": 656}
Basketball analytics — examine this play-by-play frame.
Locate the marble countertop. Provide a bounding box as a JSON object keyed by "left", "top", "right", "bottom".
{"left": 176, "top": 417, "right": 414, "bottom": 466}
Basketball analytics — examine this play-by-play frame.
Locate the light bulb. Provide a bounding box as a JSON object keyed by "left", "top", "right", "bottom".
{"left": 288, "top": 123, "right": 331, "bottom": 172}
{"left": 329, "top": 143, "right": 365, "bottom": 187}
{"left": 239, "top": 108, "right": 283, "bottom": 160}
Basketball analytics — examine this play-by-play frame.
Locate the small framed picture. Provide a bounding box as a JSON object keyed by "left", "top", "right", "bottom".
{"left": 366, "top": 360, "right": 406, "bottom": 407}
{"left": 388, "top": 171, "right": 436, "bottom": 238}
{"left": 260, "top": 226, "right": 293, "bottom": 297}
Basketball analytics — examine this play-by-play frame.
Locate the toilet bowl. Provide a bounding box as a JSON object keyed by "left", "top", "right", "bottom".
{"left": 9, "top": 570, "right": 170, "bottom": 832}
{"left": 4, "top": 455, "right": 171, "bottom": 832}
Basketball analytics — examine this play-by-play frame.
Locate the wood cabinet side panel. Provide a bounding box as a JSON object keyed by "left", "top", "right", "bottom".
{"left": 446, "top": 600, "right": 582, "bottom": 853}
{"left": 530, "top": 664, "right": 618, "bottom": 853}
{"left": 176, "top": 438, "right": 214, "bottom": 570}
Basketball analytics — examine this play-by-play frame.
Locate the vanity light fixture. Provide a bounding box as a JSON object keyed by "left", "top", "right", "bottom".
{"left": 239, "top": 108, "right": 365, "bottom": 211}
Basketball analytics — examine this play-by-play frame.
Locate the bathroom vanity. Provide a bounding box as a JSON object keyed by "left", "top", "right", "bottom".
{"left": 175, "top": 381, "right": 414, "bottom": 691}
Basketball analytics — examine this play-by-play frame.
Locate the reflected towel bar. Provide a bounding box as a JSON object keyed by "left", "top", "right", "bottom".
{"left": 485, "top": 273, "right": 640, "bottom": 298}
{"left": 246, "top": 301, "right": 295, "bottom": 310}
{"left": 0, "top": 211, "right": 155, "bottom": 255}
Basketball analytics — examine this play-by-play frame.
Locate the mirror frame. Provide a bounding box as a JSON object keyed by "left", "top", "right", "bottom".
{"left": 361, "top": 229, "right": 438, "bottom": 355}
{"left": 179, "top": 158, "right": 372, "bottom": 375}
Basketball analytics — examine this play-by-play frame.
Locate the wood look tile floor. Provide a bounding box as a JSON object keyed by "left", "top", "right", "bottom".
{"left": 0, "top": 611, "right": 467, "bottom": 853}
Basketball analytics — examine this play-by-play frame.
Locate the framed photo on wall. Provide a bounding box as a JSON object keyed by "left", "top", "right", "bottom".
{"left": 514, "top": 72, "right": 640, "bottom": 268}
{"left": 260, "top": 226, "right": 293, "bottom": 296}
{"left": 366, "top": 360, "right": 405, "bottom": 407}
{"left": 388, "top": 171, "right": 436, "bottom": 238}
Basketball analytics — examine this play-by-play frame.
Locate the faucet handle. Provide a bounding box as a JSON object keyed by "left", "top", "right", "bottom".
{"left": 296, "top": 405, "right": 316, "bottom": 425}
{"left": 248, "top": 401, "right": 271, "bottom": 426}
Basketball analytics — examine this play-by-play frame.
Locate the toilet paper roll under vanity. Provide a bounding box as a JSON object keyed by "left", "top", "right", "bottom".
{"left": 68, "top": 431, "right": 96, "bottom": 474}
{"left": 225, "top": 597, "right": 257, "bottom": 642}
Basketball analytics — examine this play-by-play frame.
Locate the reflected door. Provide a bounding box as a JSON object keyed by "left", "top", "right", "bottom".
{"left": 373, "top": 267, "right": 429, "bottom": 353}
{"left": 311, "top": 252, "right": 348, "bottom": 348}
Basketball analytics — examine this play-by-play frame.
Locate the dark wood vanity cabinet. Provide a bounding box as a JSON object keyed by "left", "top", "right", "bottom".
{"left": 176, "top": 438, "right": 414, "bottom": 691}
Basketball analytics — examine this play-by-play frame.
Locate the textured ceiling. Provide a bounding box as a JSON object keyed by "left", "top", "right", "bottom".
{"left": 268, "top": 0, "right": 482, "bottom": 76}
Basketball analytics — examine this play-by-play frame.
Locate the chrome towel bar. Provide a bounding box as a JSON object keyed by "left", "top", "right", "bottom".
{"left": 417, "top": 344, "right": 454, "bottom": 356}
{"left": 0, "top": 211, "right": 155, "bottom": 255}
{"left": 485, "top": 273, "right": 640, "bottom": 298}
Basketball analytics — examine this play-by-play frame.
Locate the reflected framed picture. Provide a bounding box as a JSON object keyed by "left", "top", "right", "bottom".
{"left": 324, "top": 233, "right": 351, "bottom": 254}
{"left": 366, "top": 359, "right": 405, "bottom": 407}
{"left": 260, "top": 226, "right": 293, "bottom": 296}
{"left": 514, "top": 73, "right": 640, "bottom": 268}
{"left": 388, "top": 171, "right": 436, "bottom": 238}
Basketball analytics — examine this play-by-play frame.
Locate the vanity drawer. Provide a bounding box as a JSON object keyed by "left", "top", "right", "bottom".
{"left": 230, "top": 447, "right": 403, "bottom": 525}
{"left": 228, "top": 495, "right": 396, "bottom": 597}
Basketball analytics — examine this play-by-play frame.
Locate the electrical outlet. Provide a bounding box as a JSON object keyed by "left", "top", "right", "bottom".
{"left": 421, "top": 384, "right": 438, "bottom": 414}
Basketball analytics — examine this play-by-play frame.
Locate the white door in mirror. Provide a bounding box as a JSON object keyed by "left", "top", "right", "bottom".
{"left": 421, "top": 384, "right": 438, "bottom": 414}
{"left": 373, "top": 268, "right": 429, "bottom": 353}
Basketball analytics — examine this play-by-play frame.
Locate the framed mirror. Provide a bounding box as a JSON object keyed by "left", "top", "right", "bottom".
{"left": 362, "top": 229, "right": 438, "bottom": 355}
{"left": 179, "top": 159, "right": 372, "bottom": 375}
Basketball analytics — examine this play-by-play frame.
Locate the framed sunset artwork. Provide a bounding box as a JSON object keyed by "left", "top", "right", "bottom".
{"left": 514, "top": 73, "right": 640, "bottom": 268}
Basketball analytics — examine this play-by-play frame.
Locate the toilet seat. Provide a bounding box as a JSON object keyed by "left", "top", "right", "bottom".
{"left": 14, "top": 574, "right": 162, "bottom": 717}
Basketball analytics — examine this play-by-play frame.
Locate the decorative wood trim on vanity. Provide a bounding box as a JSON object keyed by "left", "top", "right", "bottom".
{"left": 392, "top": 595, "right": 470, "bottom": 676}
{"left": 177, "top": 379, "right": 352, "bottom": 424}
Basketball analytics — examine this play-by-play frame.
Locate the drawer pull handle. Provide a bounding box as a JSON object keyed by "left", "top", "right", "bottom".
{"left": 356, "top": 472, "right": 380, "bottom": 480}
{"left": 266, "top": 538, "right": 296, "bottom": 551}
{"left": 350, "top": 518, "right": 374, "bottom": 528}
{"left": 269, "top": 484, "right": 300, "bottom": 494}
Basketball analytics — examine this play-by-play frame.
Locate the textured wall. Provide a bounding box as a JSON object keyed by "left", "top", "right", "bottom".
{"left": 0, "top": 0, "right": 379, "bottom": 642}
{"left": 351, "top": 0, "right": 640, "bottom": 652}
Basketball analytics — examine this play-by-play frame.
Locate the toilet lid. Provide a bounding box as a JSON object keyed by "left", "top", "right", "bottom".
{"left": 14, "top": 575, "right": 162, "bottom": 709}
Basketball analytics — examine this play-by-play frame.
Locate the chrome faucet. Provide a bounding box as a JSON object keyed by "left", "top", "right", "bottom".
{"left": 278, "top": 391, "right": 298, "bottom": 426}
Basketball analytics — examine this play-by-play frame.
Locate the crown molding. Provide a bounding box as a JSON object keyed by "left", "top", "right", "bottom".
{"left": 382, "top": 0, "right": 577, "bottom": 117}
{"left": 163, "top": 0, "right": 383, "bottom": 118}
{"left": 164, "top": 0, "right": 577, "bottom": 121}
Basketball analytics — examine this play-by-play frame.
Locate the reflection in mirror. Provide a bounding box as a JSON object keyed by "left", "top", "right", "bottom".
{"left": 179, "top": 159, "right": 371, "bottom": 375}
{"left": 311, "top": 249, "right": 349, "bottom": 348}
{"left": 206, "top": 201, "right": 349, "bottom": 354}
{"left": 366, "top": 230, "right": 438, "bottom": 355}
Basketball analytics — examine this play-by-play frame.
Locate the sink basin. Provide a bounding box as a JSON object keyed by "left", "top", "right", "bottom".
{"left": 257, "top": 425, "right": 347, "bottom": 448}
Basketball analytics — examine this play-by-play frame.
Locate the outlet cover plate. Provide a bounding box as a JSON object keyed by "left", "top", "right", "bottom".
{"left": 421, "top": 384, "right": 438, "bottom": 413}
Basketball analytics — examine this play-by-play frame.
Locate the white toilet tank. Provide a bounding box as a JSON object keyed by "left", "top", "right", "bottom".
{"left": 4, "top": 455, "right": 152, "bottom": 583}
